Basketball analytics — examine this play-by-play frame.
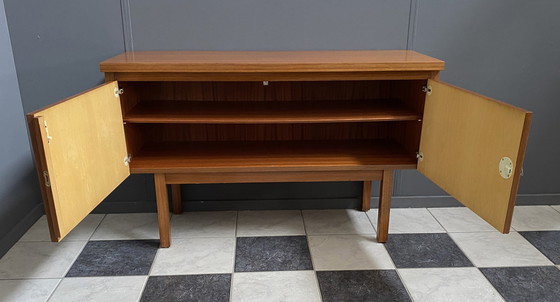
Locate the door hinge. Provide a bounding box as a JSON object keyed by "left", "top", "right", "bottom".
{"left": 422, "top": 85, "right": 432, "bottom": 95}
{"left": 43, "top": 171, "right": 51, "bottom": 187}
{"left": 43, "top": 120, "right": 53, "bottom": 144}
{"left": 416, "top": 152, "right": 424, "bottom": 161}
{"left": 114, "top": 87, "right": 124, "bottom": 97}
{"left": 124, "top": 154, "right": 132, "bottom": 166}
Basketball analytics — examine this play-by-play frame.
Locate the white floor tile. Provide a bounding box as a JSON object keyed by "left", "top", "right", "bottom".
{"left": 0, "top": 279, "right": 60, "bottom": 302}
{"left": 552, "top": 205, "right": 560, "bottom": 213}
{"left": 0, "top": 241, "right": 86, "bottom": 279}
{"left": 367, "top": 208, "right": 445, "bottom": 234}
{"left": 399, "top": 267, "right": 504, "bottom": 302}
{"left": 49, "top": 276, "right": 146, "bottom": 302}
{"left": 171, "top": 211, "right": 236, "bottom": 238}
{"left": 231, "top": 271, "right": 321, "bottom": 302}
{"left": 511, "top": 206, "right": 560, "bottom": 231}
{"left": 20, "top": 214, "right": 105, "bottom": 242}
{"left": 90, "top": 213, "right": 160, "bottom": 240}
{"left": 237, "top": 210, "right": 305, "bottom": 237}
{"left": 150, "top": 237, "right": 235, "bottom": 275}
{"left": 308, "top": 235, "right": 394, "bottom": 270}
{"left": 449, "top": 232, "right": 552, "bottom": 267}
{"left": 302, "top": 209, "right": 375, "bottom": 235}
{"left": 428, "top": 207, "right": 496, "bottom": 232}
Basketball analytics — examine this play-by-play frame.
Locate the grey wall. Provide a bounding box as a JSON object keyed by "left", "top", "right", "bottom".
{"left": 410, "top": 0, "right": 560, "bottom": 199}
{"left": 3, "top": 0, "right": 559, "bottom": 216}
{"left": 0, "top": 0, "right": 42, "bottom": 257}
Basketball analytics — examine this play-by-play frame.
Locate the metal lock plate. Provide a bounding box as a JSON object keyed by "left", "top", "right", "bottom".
{"left": 499, "top": 157, "right": 513, "bottom": 179}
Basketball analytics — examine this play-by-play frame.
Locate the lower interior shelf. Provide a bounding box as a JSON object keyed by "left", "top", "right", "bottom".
{"left": 129, "top": 139, "right": 417, "bottom": 173}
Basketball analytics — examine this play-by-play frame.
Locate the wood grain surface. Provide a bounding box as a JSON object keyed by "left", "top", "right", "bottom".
{"left": 418, "top": 80, "right": 532, "bottom": 233}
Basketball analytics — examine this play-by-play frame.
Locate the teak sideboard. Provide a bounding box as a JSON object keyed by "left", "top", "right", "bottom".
{"left": 26, "top": 50, "right": 532, "bottom": 248}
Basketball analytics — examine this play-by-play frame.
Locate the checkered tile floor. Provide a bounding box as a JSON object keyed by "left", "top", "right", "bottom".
{"left": 1, "top": 205, "right": 559, "bottom": 301}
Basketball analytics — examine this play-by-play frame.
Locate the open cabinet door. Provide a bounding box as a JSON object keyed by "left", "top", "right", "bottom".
{"left": 418, "top": 80, "right": 532, "bottom": 233}
{"left": 27, "top": 82, "right": 130, "bottom": 241}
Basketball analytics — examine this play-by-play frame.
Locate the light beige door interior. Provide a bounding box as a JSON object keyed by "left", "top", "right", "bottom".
{"left": 418, "top": 80, "right": 532, "bottom": 232}
{"left": 28, "top": 81, "right": 130, "bottom": 241}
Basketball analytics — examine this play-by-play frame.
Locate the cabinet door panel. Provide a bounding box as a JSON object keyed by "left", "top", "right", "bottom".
{"left": 418, "top": 80, "right": 531, "bottom": 232}
{"left": 27, "top": 82, "right": 130, "bottom": 241}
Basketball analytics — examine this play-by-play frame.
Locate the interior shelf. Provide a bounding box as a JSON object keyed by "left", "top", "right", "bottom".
{"left": 123, "top": 100, "right": 421, "bottom": 124}
{"left": 129, "top": 139, "right": 417, "bottom": 173}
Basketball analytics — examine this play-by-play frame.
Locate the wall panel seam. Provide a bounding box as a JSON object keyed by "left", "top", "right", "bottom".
{"left": 120, "top": 0, "right": 134, "bottom": 52}
{"left": 406, "top": 0, "right": 418, "bottom": 50}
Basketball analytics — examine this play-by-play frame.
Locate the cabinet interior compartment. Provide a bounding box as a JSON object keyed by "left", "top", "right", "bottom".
{"left": 119, "top": 80, "right": 426, "bottom": 173}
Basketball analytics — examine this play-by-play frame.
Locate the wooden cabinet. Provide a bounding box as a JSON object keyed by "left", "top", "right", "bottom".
{"left": 26, "top": 51, "right": 532, "bottom": 248}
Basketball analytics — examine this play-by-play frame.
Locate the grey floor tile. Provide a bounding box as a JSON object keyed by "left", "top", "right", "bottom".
{"left": 171, "top": 211, "right": 237, "bottom": 238}
{"left": 317, "top": 270, "right": 411, "bottom": 302}
{"left": 235, "top": 236, "right": 312, "bottom": 272}
{"left": 519, "top": 231, "right": 560, "bottom": 264}
{"left": 20, "top": 214, "right": 104, "bottom": 242}
{"left": 303, "top": 209, "right": 375, "bottom": 235}
{"left": 399, "top": 267, "right": 503, "bottom": 302}
{"left": 49, "top": 276, "right": 146, "bottom": 302}
{"left": 480, "top": 266, "right": 560, "bottom": 302}
{"left": 450, "top": 232, "right": 552, "bottom": 267}
{"left": 231, "top": 271, "right": 320, "bottom": 302}
{"left": 511, "top": 206, "right": 560, "bottom": 231}
{"left": 308, "top": 235, "right": 394, "bottom": 270}
{"left": 0, "top": 279, "right": 60, "bottom": 302}
{"left": 384, "top": 233, "right": 473, "bottom": 268}
{"left": 140, "top": 274, "right": 230, "bottom": 302}
{"left": 367, "top": 208, "right": 445, "bottom": 234}
{"left": 66, "top": 240, "right": 159, "bottom": 277}
{"left": 150, "top": 238, "right": 235, "bottom": 275}
{"left": 237, "top": 210, "right": 305, "bottom": 237}
{"left": 428, "top": 207, "right": 496, "bottom": 232}
{"left": 91, "top": 213, "right": 160, "bottom": 240}
{"left": 0, "top": 241, "right": 86, "bottom": 279}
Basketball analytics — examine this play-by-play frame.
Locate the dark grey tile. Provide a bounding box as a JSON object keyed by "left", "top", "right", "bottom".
{"left": 317, "top": 270, "right": 411, "bottom": 302}
{"left": 235, "top": 236, "right": 312, "bottom": 272}
{"left": 384, "top": 233, "right": 473, "bottom": 268}
{"left": 480, "top": 266, "right": 560, "bottom": 302}
{"left": 520, "top": 231, "right": 560, "bottom": 264}
{"left": 66, "top": 240, "right": 158, "bottom": 277}
{"left": 140, "top": 274, "right": 231, "bottom": 302}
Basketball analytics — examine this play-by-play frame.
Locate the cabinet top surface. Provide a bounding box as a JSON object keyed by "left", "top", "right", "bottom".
{"left": 100, "top": 50, "right": 445, "bottom": 73}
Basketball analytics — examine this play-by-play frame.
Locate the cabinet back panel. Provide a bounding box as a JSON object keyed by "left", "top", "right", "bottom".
{"left": 124, "top": 81, "right": 394, "bottom": 102}
{"left": 129, "top": 123, "right": 392, "bottom": 143}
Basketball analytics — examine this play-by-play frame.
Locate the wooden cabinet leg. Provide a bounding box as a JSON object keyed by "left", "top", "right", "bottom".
{"left": 361, "top": 181, "right": 372, "bottom": 211}
{"left": 171, "top": 184, "right": 183, "bottom": 214}
{"left": 377, "top": 170, "right": 393, "bottom": 243}
{"left": 154, "top": 174, "right": 171, "bottom": 248}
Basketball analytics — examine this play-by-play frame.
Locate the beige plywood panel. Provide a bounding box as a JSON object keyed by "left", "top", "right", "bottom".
{"left": 418, "top": 80, "right": 531, "bottom": 233}
{"left": 29, "top": 82, "right": 129, "bottom": 241}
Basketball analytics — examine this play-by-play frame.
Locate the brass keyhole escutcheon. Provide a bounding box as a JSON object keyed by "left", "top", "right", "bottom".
{"left": 499, "top": 157, "right": 513, "bottom": 179}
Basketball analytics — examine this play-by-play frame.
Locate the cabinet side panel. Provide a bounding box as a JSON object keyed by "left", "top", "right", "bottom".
{"left": 389, "top": 80, "right": 427, "bottom": 155}
{"left": 418, "top": 80, "right": 530, "bottom": 232}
